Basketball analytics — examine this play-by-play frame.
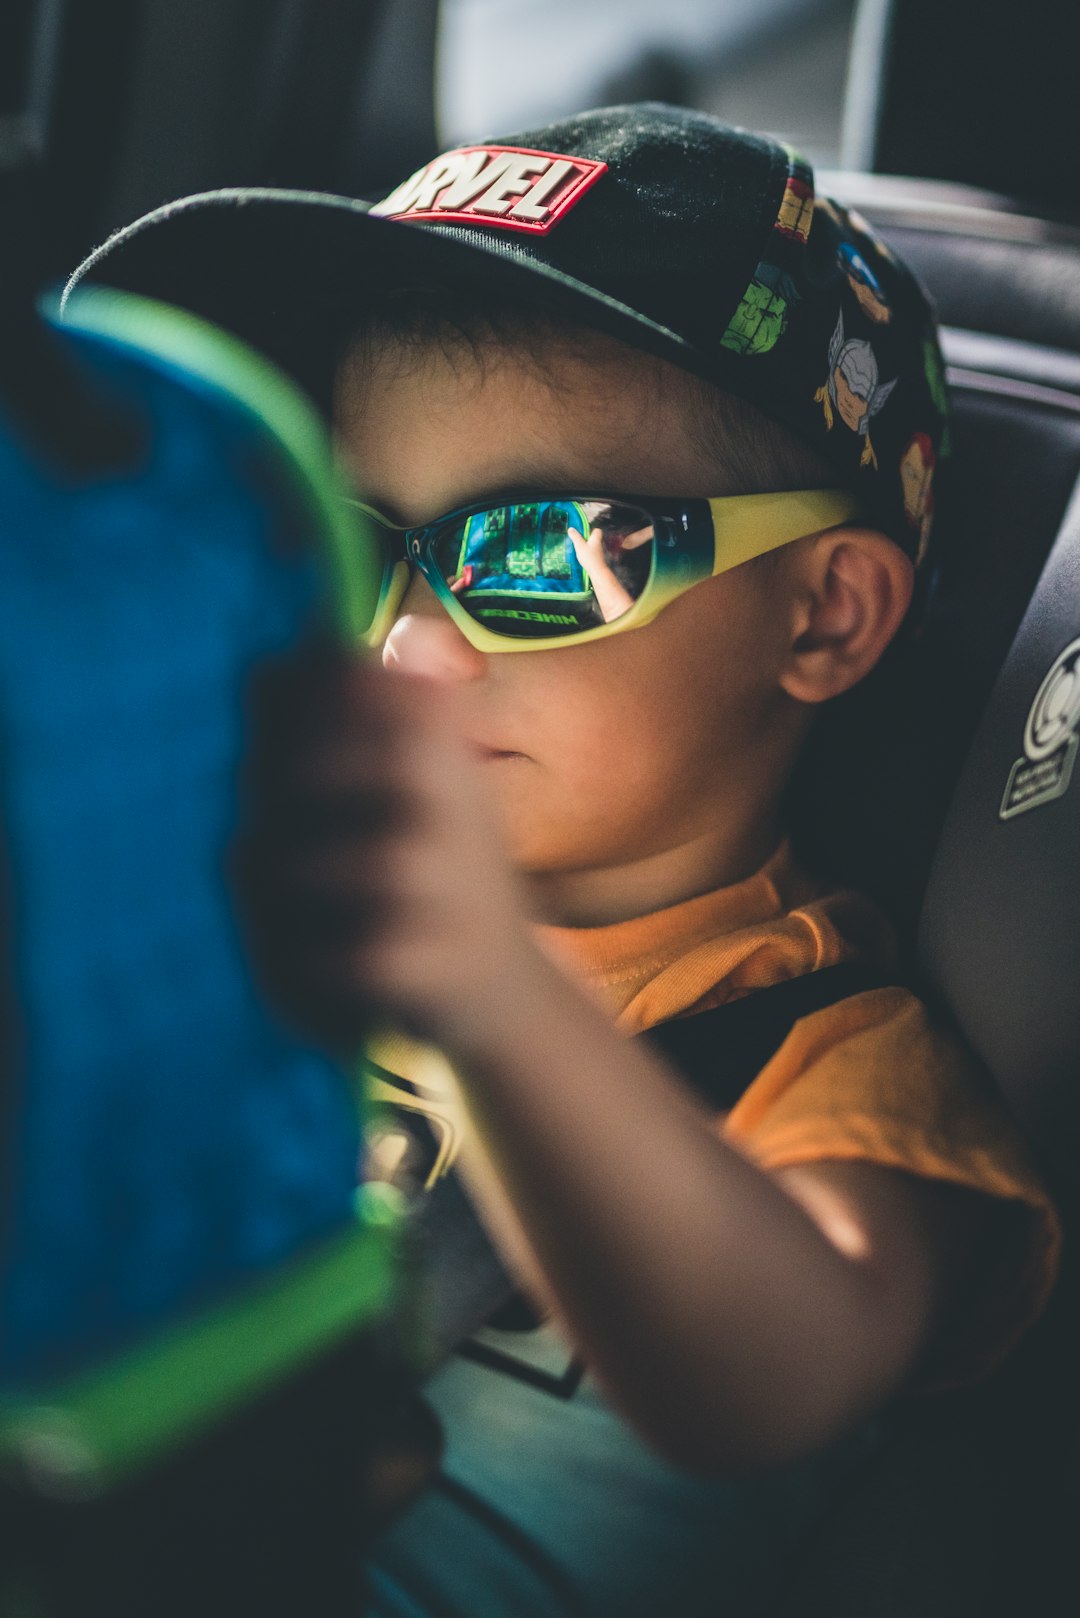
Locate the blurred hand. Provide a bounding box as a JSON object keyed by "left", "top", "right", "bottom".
{"left": 233, "top": 645, "right": 536, "bottom": 1057}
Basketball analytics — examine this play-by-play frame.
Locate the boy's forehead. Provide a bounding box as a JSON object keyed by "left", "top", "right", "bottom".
{"left": 335, "top": 327, "right": 734, "bottom": 518}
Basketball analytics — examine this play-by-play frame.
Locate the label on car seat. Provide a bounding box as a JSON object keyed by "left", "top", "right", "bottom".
{"left": 1000, "top": 636, "right": 1080, "bottom": 819}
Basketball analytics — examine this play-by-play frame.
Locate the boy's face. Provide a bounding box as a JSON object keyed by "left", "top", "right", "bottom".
{"left": 335, "top": 332, "right": 808, "bottom": 907}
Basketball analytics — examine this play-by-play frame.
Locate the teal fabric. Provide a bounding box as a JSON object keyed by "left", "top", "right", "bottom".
{"left": 369, "top": 1337, "right": 886, "bottom": 1617}
{"left": 0, "top": 314, "right": 358, "bottom": 1383}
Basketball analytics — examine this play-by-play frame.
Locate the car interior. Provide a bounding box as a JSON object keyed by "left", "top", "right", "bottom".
{"left": 2, "top": 2, "right": 1077, "bottom": 1614}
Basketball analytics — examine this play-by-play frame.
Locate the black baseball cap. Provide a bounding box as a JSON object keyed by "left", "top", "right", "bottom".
{"left": 66, "top": 103, "right": 949, "bottom": 562}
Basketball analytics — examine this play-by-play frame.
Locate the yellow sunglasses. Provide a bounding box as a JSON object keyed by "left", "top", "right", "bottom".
{"left": 338, "top": 487, "right": 860, "bottom": 653}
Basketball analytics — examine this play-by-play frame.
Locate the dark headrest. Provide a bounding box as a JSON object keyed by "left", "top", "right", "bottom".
{"left": 794, "top": 177, "right": 1080, "bottom": 951}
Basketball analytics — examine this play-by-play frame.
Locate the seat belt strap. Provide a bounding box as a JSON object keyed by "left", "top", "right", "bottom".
{"left": 644, "top": 961, "right": 896, "bottom": 1111}
{"left": 470, "top": 961, "right": 897, "bottom": 1344}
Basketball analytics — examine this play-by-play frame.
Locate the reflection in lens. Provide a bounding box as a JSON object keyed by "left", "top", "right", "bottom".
{"left": 568, "top": 503, "right": 654, "bottom": 623}
{"left": 430, "top": 500, "right": 654, "bottom": 638}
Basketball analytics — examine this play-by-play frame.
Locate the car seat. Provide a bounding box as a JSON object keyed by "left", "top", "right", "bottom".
{"left": 763, "top": 153, "right": 1080, "bottom": 1618}
{"left": 0, "top": 264, "right": 416, "bottom": 1615}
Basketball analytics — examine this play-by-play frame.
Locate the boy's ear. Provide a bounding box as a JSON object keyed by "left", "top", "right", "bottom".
{"left": 778, "top": 528, "right": 914, "bottom": 705}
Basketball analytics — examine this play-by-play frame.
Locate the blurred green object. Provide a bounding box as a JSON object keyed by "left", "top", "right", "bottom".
{"left": 0, "top": 1190, "right": 400, "bottom": 1498}
{"left": 0, "top": 286, "right": 408, "bottom": 1615}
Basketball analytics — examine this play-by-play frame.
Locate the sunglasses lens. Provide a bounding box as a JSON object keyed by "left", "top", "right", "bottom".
{"left": 428, "top": 500, "right": 655, "bottom": 639}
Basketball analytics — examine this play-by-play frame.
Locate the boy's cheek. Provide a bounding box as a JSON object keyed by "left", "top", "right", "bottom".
{"left": 472, "top": 675, "right": 659, "bottom": 864}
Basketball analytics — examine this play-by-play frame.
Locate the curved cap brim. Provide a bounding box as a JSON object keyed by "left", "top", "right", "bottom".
{"left": 65, "top": 187, "right": 700, "bottom": 416}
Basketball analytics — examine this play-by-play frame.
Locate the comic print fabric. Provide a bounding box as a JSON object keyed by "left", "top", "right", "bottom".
{"left": 364, "top": 107, "right": 950, "bottom": 566}
{"left": 72, "top": 104, "right": 950, "bottom": 565}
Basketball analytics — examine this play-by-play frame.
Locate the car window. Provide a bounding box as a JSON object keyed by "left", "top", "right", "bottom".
{"left": 437, "top": 0, "right": 857, "bottom": 168}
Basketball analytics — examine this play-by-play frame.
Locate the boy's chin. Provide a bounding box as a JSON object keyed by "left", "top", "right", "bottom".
{"left": 504, "top": 828, "right": 588, "bottom": 881}
{"left": 510, "top": 834, "right": 628, "bottom": 885}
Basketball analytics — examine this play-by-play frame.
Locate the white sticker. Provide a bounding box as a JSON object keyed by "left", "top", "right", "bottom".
{"left": 1000, "top": 635, "right": 1080, "bottom": 819}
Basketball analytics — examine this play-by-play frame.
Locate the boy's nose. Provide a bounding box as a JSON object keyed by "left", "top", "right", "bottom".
{"left": 381, "top": 570, "right": 488, "bottom": 682}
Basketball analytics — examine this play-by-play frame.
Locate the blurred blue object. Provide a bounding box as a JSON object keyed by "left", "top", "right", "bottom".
{"left": 0, "top": 291, "right": 361, "bottom": 1385}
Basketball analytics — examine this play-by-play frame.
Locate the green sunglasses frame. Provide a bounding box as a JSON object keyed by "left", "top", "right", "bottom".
{"left": 341, "top": 487, "right": 862, "bottom": 653}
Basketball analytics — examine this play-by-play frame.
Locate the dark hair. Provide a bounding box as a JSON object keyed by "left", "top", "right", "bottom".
{"left": 338, "top": 282, "right": 836, "bottom": 498}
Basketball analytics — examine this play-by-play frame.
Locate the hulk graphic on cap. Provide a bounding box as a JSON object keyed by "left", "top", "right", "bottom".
{"left": 720, "top": 264, "right": 801, "bottom": 358}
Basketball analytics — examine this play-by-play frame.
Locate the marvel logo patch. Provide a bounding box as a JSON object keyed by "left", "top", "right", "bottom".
{"left": 370, "top": 145, "right": 607, "bottom": 235}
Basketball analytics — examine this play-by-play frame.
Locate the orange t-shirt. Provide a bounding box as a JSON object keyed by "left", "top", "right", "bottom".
{"left": 367, "top": 841, "right": 1059, "bottom": 1386}
{"left": 535, "top": 840, "right": 1060, "bottom": 1385}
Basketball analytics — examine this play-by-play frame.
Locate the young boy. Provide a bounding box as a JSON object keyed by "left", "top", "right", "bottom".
{"left": 73, "top": 103, "right": 1059, "bottom": 1616}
